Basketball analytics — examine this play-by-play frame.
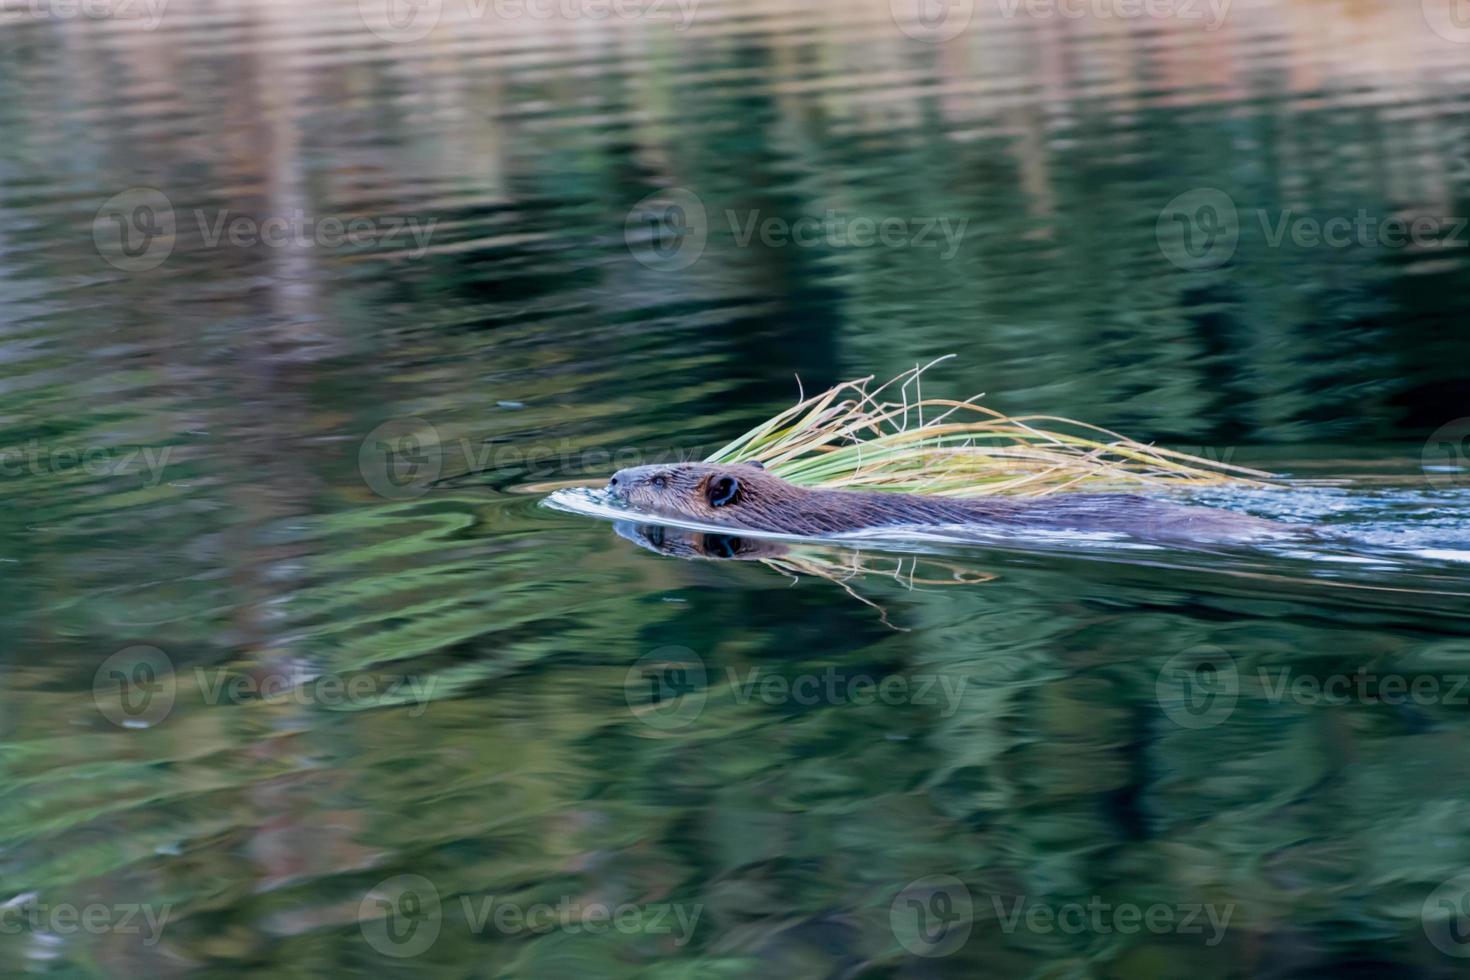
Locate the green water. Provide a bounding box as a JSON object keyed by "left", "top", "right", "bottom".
{"left": 3, "top": 0, "right": 1470, "bottom": 976}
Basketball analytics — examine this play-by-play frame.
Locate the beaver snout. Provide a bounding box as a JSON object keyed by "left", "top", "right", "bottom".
{"left": 606, "top": 467, "right": 634, "bottom": 500}
{"left": 607, "top": 464, "right": 659, "bottom": 501}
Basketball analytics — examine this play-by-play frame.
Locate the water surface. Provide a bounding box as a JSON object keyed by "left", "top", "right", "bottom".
{"left": 3, "top": 0, "right": 1470, "bottom": 975}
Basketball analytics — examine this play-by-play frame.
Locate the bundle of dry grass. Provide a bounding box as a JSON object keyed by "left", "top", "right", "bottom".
{"left": 705, "top": 357, "right": 1273, "bottom": 496}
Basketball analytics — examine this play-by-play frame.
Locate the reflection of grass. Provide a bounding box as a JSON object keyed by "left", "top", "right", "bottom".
{"left": 708, "top": 357, "right": 1275, "bottom": 496}
{"left": 760, "top": 546, "right": 997, "bottom": 631}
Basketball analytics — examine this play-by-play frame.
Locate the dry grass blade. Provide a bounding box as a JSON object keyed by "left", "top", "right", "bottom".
{"left": 756, "top": 549, "right": 1000, "bottom": 631}
{"left": 707, "top": 361, "right": 1276, "bottom": 496}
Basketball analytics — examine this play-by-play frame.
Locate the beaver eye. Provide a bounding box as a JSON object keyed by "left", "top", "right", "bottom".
{"left": 651, "top": 474, "right": 667, "bottom": 489}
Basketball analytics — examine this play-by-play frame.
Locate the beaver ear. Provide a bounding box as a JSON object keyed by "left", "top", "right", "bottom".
{"left": 745, "top": 460, "right": 764, "bottom": 470}
{"left": 707, "top": 475, "right": 741, "bottom": 507}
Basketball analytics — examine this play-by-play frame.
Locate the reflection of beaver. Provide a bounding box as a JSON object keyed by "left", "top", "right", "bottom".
{"left": 607, "top": 462, "right": 1298, "bottom": 545}
{"left": 613, "top": 520, "right": 790, "bottom": 560}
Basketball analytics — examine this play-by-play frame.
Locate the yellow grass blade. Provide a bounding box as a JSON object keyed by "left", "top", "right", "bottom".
{"left": 707, "top": 363, "right": 1276, "bottom": 496}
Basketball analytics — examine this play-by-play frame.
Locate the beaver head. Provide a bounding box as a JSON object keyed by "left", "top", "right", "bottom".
{"left": 606, "top": 461, "right": 783, "bottom": 530}
{"left": 607, "top": 461, "right": 1013, "bottom": 535}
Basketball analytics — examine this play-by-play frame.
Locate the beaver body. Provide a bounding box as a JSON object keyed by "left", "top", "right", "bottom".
{"left": 607, "top": 462, "right": 1296, "bottom": 546}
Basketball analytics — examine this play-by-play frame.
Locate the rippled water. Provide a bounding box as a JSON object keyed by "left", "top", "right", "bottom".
{"left": 3, "top": 0, "right": 1470, "bottom": 975}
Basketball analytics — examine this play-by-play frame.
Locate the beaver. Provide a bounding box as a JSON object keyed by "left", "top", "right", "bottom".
{"left": 606, "top": 461, "right": 1298, "bottom": 546}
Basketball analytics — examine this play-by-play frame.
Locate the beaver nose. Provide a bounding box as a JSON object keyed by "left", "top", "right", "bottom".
{"left": 607, "top": 469, "right": 629, "bottom": 499}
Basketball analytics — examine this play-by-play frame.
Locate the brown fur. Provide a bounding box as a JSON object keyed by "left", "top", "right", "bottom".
{"left": 607, "top": 462, "right": 1296, "bottom": 545}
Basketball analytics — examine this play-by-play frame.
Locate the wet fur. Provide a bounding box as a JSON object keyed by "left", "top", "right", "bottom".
{"left": 608, "top": 462, "right": 1295, "bottom": 545}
